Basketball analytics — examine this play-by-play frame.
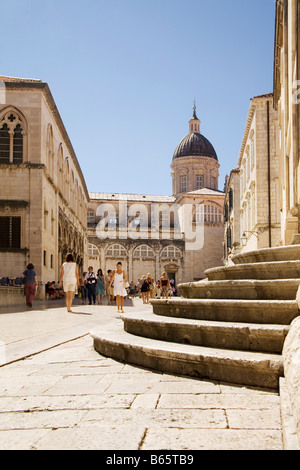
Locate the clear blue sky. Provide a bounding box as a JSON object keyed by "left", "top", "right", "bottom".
{"left": 2, "top": 0, "right": 276, "bottom": 195}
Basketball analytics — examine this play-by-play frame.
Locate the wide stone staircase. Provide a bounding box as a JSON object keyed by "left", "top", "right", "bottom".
{"left": 91, "top": 245, "right": 300, "bottom": 389}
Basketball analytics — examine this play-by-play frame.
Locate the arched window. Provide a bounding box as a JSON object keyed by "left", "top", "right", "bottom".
{"left": 88, "top": 243, "right": 100, "bottom": 258}
{"left": 161, "top": 246, "right": 182, "bottom": 259}
{"left": 198, "top": 204, "right": 222, "bottom": 223}
{"left": 0, "top": 124, "right": 10, "bottom": 163}
{"left": 57, "top": 145, "right": 64, "bottom": 190}
{"left": 46, "top": 125, "right": 54, "bottom": 179}
{"left": 133, "top": 244, "right": 155, "bottom": 259}
{"left": 0, "top": 110, "right": 25, "bottom": 163}
{"left": 106, "top": 244, "right": 127, "bottom": 258}
{"left": 13, "top": 124, "right": 23, "bottom": 163}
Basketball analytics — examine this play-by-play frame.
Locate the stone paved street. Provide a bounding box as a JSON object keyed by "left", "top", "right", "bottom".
{"left": 0, "top": 297, "right": 283, "bottom": 450}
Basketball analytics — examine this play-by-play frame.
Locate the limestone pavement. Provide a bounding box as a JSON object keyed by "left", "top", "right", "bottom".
{"left": 0, "top": 297, "right": 283, "bottom": 450}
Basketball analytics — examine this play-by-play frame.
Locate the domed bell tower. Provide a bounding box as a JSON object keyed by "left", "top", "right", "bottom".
{"left": 171, "top": 104, "right": 220, "bottom": 196}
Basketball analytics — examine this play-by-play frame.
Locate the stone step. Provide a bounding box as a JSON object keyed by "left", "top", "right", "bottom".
{"left": 91, "top": 323, "right": 283, "bottom": 389}
{"left": 232, "top": 245, "right": 300, "bottom": 265}
{"left": 122, "top": 310, "right": 290, "bottom": 353}
{"left": 150, "top": 298, "right": 299, "bottom": 325}
{"left": 205, "top": 260, "right": 300, "bottom": 281}
{"left": 178, "top": 279, "right": 300, "bottom": 300}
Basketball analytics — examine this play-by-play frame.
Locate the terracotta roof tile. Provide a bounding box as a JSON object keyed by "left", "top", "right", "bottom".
{"left": 0, "top": 75, "right": 42, "bottom": 83}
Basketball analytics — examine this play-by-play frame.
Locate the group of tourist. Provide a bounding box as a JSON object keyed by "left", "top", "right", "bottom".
{"left": 0, "top": 276, "right": 23, "bottom": 287}
{"left": 16, "top": 255, "right": 176, "bottom": 314}
{"left": 60, "top": 257, "right": 128, "bottom": 314}
{"left": 45, "top": 281, "right": 64, "bottom": 299}
{"left": 139, "top": 272, "right": 175, "bottom": 304}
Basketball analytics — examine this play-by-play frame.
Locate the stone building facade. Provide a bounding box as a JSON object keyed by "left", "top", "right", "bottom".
{"left": 87, "top": 107, "right": 225, "bottom": 284}
{"left": 223, "top": 167, "right": 240, "bottom": 262}
{"left": 223, "top": 93, "right": 280, "bottom": 258}
{"left": 274, "top": 0, "right": 300, "bottom": 245}
{"left": 238, "top": 93, "right": 281, "bottom": 252}
{"left": 0, "top": 76, "right": 89, "bottom": 295}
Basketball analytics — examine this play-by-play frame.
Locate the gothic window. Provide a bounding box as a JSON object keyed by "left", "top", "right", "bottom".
{"left": 0, "top": 124, "right": 10, "bottom": 163}
{"left": 47, "top": 125, "right": 54, "bottom": 179}
{"left": 57, "top": 145, "right": 64, "bottom": 190}
{"left": 0, "top": 110, "right": 26, "bottom": 163}
{"left": 133, "top": 245, "right": 155, "bottom": 259}
{"left": 0, "top": 216, "right": 21, "bottom": 249}
{"left": 13, "top": 124, "right": 23, "bottom": 163}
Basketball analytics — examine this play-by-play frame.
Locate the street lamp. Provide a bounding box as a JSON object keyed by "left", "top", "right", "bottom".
{"left": 241, "top": 233, "right": 247, "bottom": 246}
{"left": 241, "top": 230, "right": 260, "bottom": 246}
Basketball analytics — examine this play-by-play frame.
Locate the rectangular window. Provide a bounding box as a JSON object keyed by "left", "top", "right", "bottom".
{"left": 0, "top": 216, "right": 21, "bottom": 249}
{"left": 43, "top": 250, "right": 47, "bottom": 266}
{"left": 87, "top": 210, "right": 95, "bottom": 223}
{"left": 181, "top": 176, "right": 187, "bottom": 193}
{"left": 196, "top": 175, "right": 203, "bottom": 189}
{"left": 227, "top": 228, "right": 232, "bottom": 248}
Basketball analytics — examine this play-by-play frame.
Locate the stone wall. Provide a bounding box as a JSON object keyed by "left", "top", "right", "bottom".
{"left": 0, "top": 287, "right": 25, "bottom": 306}
{"left": 282, "top": 316, "right": 300, "bottom": 449}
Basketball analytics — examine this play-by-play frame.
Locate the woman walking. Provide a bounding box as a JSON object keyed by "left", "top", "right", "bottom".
{"left": 59, "top": 253, "right": 79, "bottom": 313}
{"left": 105, "top": 269, "right": 114, "bottom": 305}
{"left": 109, "top": 262, "right": 128, "bottom": 313}
{"left": 160, "top": 272, "right": 171, "bottom": 299}
{"left": 96, "top": 269, "right": 105, "bottom": 304}
{"left": 22, "top": 263, "right": 37, "bottom": 308}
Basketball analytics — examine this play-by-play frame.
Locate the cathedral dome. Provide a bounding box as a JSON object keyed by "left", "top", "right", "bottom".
{"left": 173, "top": 132, "right": 218, "bottom": 161}
{"left": 172, "top": 105, "right": 218, "bottom": 161}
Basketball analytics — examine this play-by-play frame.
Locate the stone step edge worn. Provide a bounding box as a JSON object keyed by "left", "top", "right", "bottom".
{"left": 121, "top": 311, "right": 290, "bottom": 353}
{"left": 231, "top": 245, "right": 300, "bottom": 265}
{"left": 178, "top": 279, "right": 300, "bottom": 288}
{"left": 150, "top": 298, "right": 299, "bottom": 325}
{"left": 204, "top": 260, "right": 300, "bottom": 280}
{"left": 90, "top": 325, "right": 283, "bottom": 389}
{"left": 177, "top": 279, "right": 300, "bottom": 300}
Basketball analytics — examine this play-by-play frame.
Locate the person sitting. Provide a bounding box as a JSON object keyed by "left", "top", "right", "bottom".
{"left": 14, "top": 277, "right": 23, "bottom": 286}
{"left": 0, "top": 277, "right": 9, "bottom": 286}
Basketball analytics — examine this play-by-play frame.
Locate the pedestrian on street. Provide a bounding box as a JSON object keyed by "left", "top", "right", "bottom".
{"left": 109, "top": 261, "right": 128, "bottom": 314}
{"left": 140, "top": 275, "right": 148, "bottom": 304}
{"left": 22, "top": 263, "right": 37, "bottom": 308}
{"left": 160, "top": 272, "right": 171, "bottom": 299}
{"left": 96, "top": 269, "right": 105, "bottom": 304}
{"left": 85, "top": 266, "right": 97, "bottom": 305}
{"left": 105, "top": 269, "right": 114, "bottom": 305}
{"left": 59, "top": 253, "right": 79, "bottom": 313}
{"left": 79, "top": 272, "right": 87, "bottom": 304}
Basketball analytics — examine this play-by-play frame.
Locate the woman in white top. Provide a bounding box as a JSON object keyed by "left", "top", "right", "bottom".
{"left": 109, "top": 261, "right": 127, "bottom": 313}
{"left": 59, "top": 253, "right": 79, "bottom": 313}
